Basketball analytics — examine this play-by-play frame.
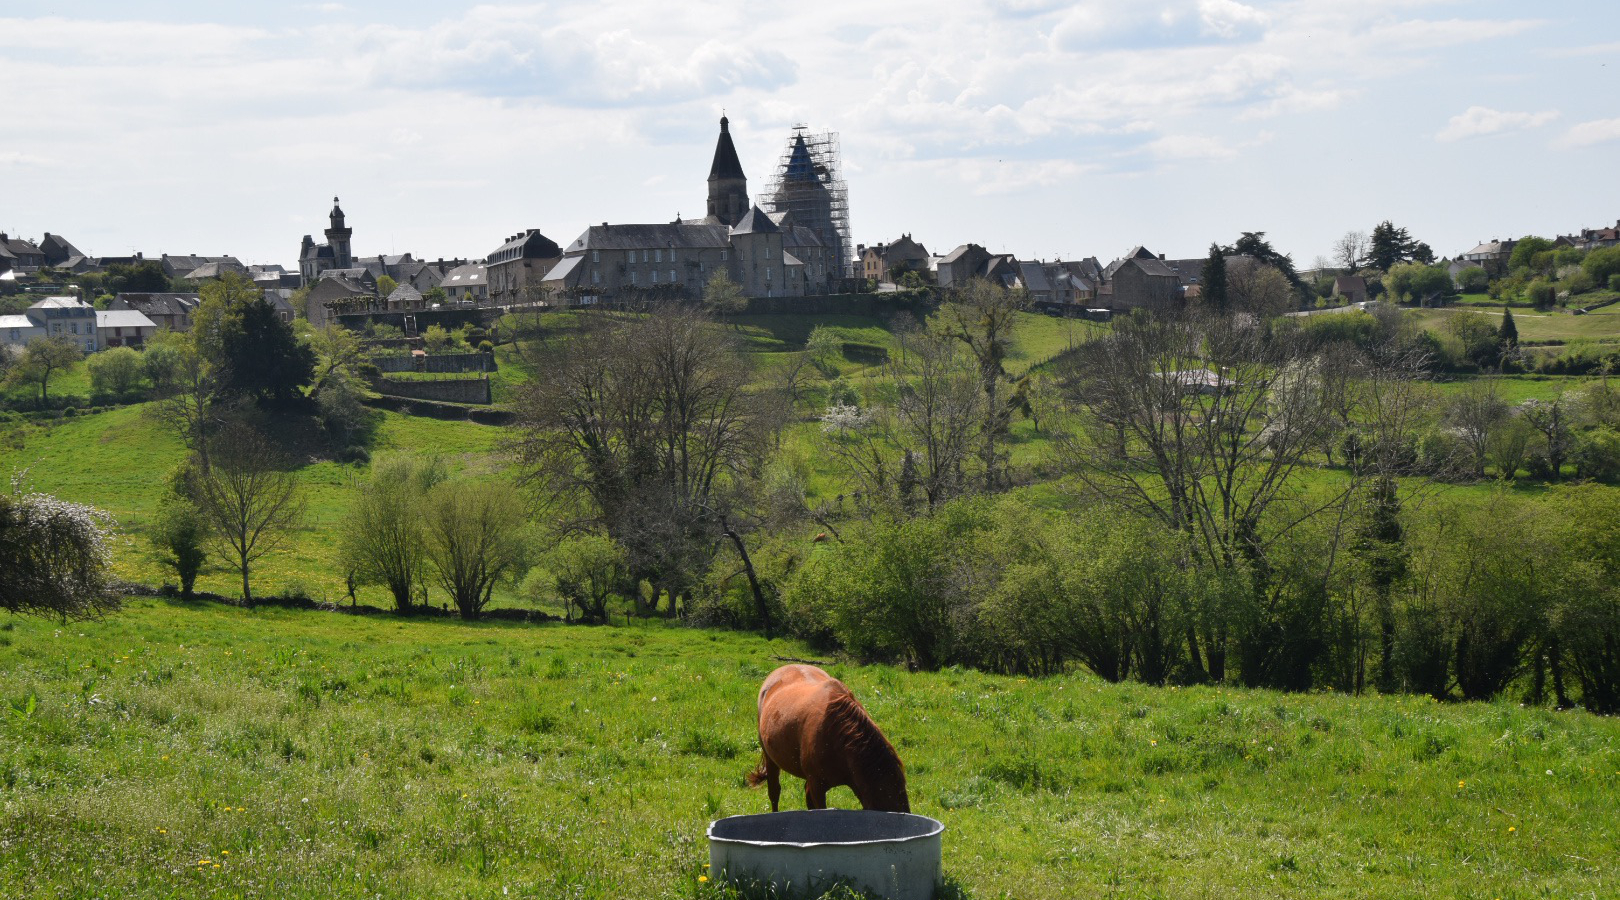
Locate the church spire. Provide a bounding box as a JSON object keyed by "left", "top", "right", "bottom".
{"left": 707, "top": 116, "right": 749, "bottom": 227}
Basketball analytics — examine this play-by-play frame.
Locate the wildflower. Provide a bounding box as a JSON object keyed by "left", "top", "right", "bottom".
{"left": 213, "top": 864, "right": 221, "bottom": 869}
{"left": 1149, "top": 740, "right": 1158, "bottom": 746}
{"left": 221, "top": 850, "right": 229, "bottom": 855}
{"left": 1508, "top": 826, "right": 1516, "bottom": 833}
{"left": 1457, "top": 780, "right": 1465, "bottom": 789}
{"left": 699, "top": 875, "right": 709, "bottom": 883}
{"left": 1545, "top": 769, "right": 1553, "bottom": 776}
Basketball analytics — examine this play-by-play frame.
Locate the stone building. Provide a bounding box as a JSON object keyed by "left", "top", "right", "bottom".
{"left": 487, "top": 229, "right": 563, "bottom": 304}
{"left": 858, "top": 234, "right": 930, "bottom": 283}
{"left": 298, "top": 197, "right": 355, "bottom": 284}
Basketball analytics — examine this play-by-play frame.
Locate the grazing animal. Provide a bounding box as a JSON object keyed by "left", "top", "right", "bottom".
{"left": 746, "top": 664, "right": 910, "bottom": 813}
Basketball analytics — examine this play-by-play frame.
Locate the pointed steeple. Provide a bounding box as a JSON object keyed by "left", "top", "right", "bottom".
{"left": 324, "top": 195, "right": 353, "bottom": 270}
{"left": 783, "top": 133, "right": 816, "bottom": 182}
{"left": 708, "top": 116, "right": 746, "bottom": 181}
{"left": 706, "top": 116, "right": 749, "bottom": 227}
{"left": 330, "top": 196, "right": 346, "bottom": 228}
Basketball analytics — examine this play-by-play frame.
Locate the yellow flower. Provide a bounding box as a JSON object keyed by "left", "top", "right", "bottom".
{"left": 221, "top": 850, "right": 230, "bottom": 855}
{"left": 1457, "top": 780, "right": 1465, "bottom": 789}
{"left": 698, "top": 875, "right": 709, "bottom": 883}
{"left": 1149, "top": 740, "right": 1157, "bottom": 746}
{"left": 213, "top": 864, "right": 221, "bottom": 869}
{"left": 1508, "top": 826, "right": 1516, "bottom": 833}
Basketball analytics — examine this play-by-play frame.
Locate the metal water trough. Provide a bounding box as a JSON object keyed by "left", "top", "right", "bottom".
{"left": 708, "top": 809, "right": 944, "bottom": 900}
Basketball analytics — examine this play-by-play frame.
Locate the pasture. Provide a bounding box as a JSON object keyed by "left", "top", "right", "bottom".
{"left": 1, "top": 601, "right": 1616, "bottom": 899}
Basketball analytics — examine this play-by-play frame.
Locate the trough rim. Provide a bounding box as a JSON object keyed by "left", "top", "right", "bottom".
{"left": 707, "top": 809, "right": 945, "bottom": 850}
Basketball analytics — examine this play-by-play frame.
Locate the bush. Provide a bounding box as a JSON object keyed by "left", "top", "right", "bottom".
{"left": 0, "top": 480, "right": 118, "bottom": 618}
{"left": 1526, "top": 280, "right": 1556, "bottom": 309}
{"left": 1609, "top": 273, "right": 1620, "bottom": 293}
{"left": 478, "top": 340, "right": 494, "bottom": 353}
{"left": 1455, "top": 267, "right": 1490, "bottom": 293}
{"left": 841, "top": 342, "right": 889, "bottom": 364}
{"left": 1572, "top": 426, "right": 1620, "bottom": 482}
{"left": 1581, "top": 245, "right": 1620, "bottom": 284}
{"left": 86, "top": 346, "right": 145, "bottom": 399}
{"left": 1562, "top": 270, "right": 1596, "bottom": 296}
{"left": 149, "top": 498, "right": 207, "bottom": 598}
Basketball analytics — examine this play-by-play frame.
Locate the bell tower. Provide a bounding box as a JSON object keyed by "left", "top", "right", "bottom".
{"left": 706, "top": 117, "right": 749, "bottom": 227}
{"left": 325, "top": 196, "right": 353, "bottom": 269}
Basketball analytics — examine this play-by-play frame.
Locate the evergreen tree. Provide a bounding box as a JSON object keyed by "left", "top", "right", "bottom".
{"left": 1363, "top": 221, "right": 1425, "bottom": 271}
{"left": 1202, "top": 242, "right": 1229, "bottom": 314}
{"left": 1228, "top": 232, "right": 1301, "bottom": 287}
{"left": 1500, "top": 307, "right": 1519, "bottom": 348}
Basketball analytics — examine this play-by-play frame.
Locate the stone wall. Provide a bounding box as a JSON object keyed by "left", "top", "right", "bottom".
{"left": 372, "top": 375, "right": 491, "bottom": 405}
{"left": 371, "top": 352, "right": 494, "bottom": 374}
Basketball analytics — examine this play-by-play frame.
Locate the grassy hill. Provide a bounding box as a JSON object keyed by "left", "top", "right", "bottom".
{"left": 0, "top": 601, "right": 1615, "bottom": 899}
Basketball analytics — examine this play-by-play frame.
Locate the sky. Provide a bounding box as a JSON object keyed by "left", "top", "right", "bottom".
{"left": 3, "top": 1, "right": 1617, "bottom": 270}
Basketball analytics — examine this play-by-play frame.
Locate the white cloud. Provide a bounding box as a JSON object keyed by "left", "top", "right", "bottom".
{"left": 1555, "top": 117, "right": 1620, "bottom": 149}
{"left": 1146, "top": 130, "right": 1272, "bottom": 161}
{"left": 1436, "top": 106, "right": 1560, "bottom": 142}
{"left": 1051, "top": 0, "right": 1268, "bottom": 50}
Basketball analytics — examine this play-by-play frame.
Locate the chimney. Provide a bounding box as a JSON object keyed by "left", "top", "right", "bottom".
{"left": 1159, "top": 253, "right": 1165, "bottom": 260}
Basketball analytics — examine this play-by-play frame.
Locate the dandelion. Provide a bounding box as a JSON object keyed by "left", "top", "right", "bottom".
{"left": 212, "top": 864, "right": 221, "bottom": 869}
{"left": 699, "top": 875, "right": 709, "bottom": 883}
{"left": 221, "top": 850, "right": 229, "bottom": 855}
{"left": 1545, "top": 769, "right": 1553, "bottom": 776}
{"left": 1457, "top": 780, "right": 1465, "bottom": 789}
{"left": 1149, "top": 740, "right": 1158, "bottom": 746}
{"left": 1508, "top": 826, "right": 1516, "bottom": 833}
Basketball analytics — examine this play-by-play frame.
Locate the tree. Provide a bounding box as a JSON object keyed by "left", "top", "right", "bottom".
{"left": 1333, "top": 231, "right": 1368, "bottom": 272}
{"left": 702, "top": 270, "right": 748, "bottom": 316}
{"left": 87, "top": 346, "right": 145, "bottom": 399}
{"left": 149, "top": 497, "right": 208, "bottom": 599}
{"left": 193, "top": 423, "right": 305, "bottom": 604}
{"left": 1508, "top": 236, "right": 1555, "bottom": 274}
{"left": 1201, "top": 243, "right": 1229, "bottom": 313}
{"left": 1385, "top": 262, "right": 1452, "bottom": 306}
{"left": 423, "top": 286, "right": 449, "bottom": 305}
{"left": 1363, "top": 221, "right": 1425, "bottom": 271}
{"left": 1526, "top": 279, "right": 1556, "bottom": 309}
{"left": 1227, "top": 261, "right": 1295, "bottom": 317}
{"left": 104, "top": 260, "right": 170, "bottom": 294}
{"left": 423, "top": 479, "right": 529, "bottom": 619}
{"left": 422, "top": 324, "right": 455, "bottom": 352}
{"left": 376, "top": 275, "right": 398, "bottom": 298}
{"left": 340, "top": 455, "right": 443, "bottom": 612}
{"left": 0, "top": 477, "right": 118, "bottom": 618}
{"left": 938, "top": 278, "right": 1029, "bottom": 491}
{"left": 195, "top": 273, "right": 313, "bottom": 407}
{"left": 3, "top": 336, "right": 81, "bottom": 406}
{"left": 511, "top": 305, "right": 767, "bottom": 615}
{"left": 1445, "top": 382, "right": 1509, "bottom": 479}
{"left": 142, "top": 331, "right": 188, "bottom": 394}
{"left": 1499, "top": 307, "right": 1518, "bottom": 349}
{"left": 1227, "top": 232, "right": 1300, "bottom": 287}
{"left": 148, "top": 340, "right": 220, "bottom": 469}
{"left": 1456, "top": 266, "right": 1490, "bottom": 293}
{"left": 539, "top": 534, "right": 627, "bottom": 623}
{"left": 1520, "top": 396, "right": 1572, "bottom": 479}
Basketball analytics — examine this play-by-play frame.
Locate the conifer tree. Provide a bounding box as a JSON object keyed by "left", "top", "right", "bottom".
{"left": 1202, "top": 243, "right": 1228, "bottom": 314}
{"left": 1500, "top": 307, "right": 1518, "bottom": 348}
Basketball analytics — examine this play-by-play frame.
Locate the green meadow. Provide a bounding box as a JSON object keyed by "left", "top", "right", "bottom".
{"left": 1, "top": 601, "right": 1616, "bottom": 899}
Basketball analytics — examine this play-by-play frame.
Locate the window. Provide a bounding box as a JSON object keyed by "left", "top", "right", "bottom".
{"left": 642, "top": 250, "right": 649, "bottom": 263}
{"left": 650, "top": 270, "right": 658, "bottom": 284}
{"left": 655, "top": 249, "right": 662, "bottom": 263}
{"left": 71, "top": 323, "right": 79, "bottom": 334}
{"left": 592, "top": 269, "right": 600, "bottom": 284}
{"left": 670, "top": 249, "right": 677, "bottom": 263}
{"left": 52, "top": 323, "right": 61, "bottom": 334}
{"left": 592, "top": 251, "right": 599, "bottom": 262}
{"left": 766, "top": 267, "right": 773, "bottom": 282}
{"left": 721, "top": 250, "right": 727, "bottom": 261}
{"left": 668, "top": 270, "right": 675, "bottom": 283}
{"left": 631, "top": 271, "right": 638, "bottom": 286}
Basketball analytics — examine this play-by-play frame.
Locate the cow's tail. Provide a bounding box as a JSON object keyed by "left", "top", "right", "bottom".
{"left": 745, "top": 754, "right": 770, "bottom": 788}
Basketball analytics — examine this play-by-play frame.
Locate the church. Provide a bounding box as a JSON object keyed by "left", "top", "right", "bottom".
{"left": 298, "top": 198, "right": 353, "bottom": 284}
{"left": 542, "top": 117, "right": 839, "bottom": 301}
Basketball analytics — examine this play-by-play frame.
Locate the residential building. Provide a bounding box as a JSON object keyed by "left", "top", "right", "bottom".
{"left": 441, "top": 263, "right": 489, "bottom": 303}
{"left": 0, "top": 297, "right": 154, "bottom": 352}
{"left": 1332, "top": 275, "right": 1369, "bottom": 305}
{"left": 109, "top": 293, "right": 201, "bottom": 331}
{"left": 1460, "top": 239, "right": 1517, "bottom": 278}
{"left": 162, "top": 254, "right": 243, "bottom": 280}
{"left": 936, "top": 243, "right": 992, "bottom": 288}
{"left": 0, "top": 234, "right": 46, "bottom": 272}
{"left": 39, "top": 233, "right": 83, "bottom": 267}
{"left": 1097, "top": 246, "right": 1181, "bottom": 312}
{"left": 858, "top": 234, "right": 930, "bottom": 283}
{"left": 487, "top": 229, "right": 563, "bottom": 304}
{"left": 1560, "top": 220, "right": 1620, "bottom": 252}
{"left": 305, "top": 274, "right": 375, "bottom": 329}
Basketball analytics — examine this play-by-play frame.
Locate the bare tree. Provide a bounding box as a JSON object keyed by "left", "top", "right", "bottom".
{"left": 423, "top": 480, "right": 529, "bottom": 619}
{"left": 1445, "top": 381, "right": 1509, "bottom": 479}
{"left": 509, "top": 305, "right": 767, "bottom": 615}
{"left": 1226, "top": 260, "right": 1296, "bottom": 318}
{"left": 1519, "top": 394, "right": 1572, "bottom": 478}
{"left": 148, "top": 342, "right": 221, "bottom": 470}
{"left": 1058, "top": 309, "right": 1427, "bottom": 685}
{"left": 1333, "top": 231, "right": 1368, "bottom": 272}
{"left": 193, "top": 423, "right": 305, "bottom": 605}
{"left": 938, "top": 278, "right": 1029, "bottom": 491}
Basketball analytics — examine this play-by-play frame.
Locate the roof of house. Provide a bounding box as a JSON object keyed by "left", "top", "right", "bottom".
{"left": 0, "top": 314, "right": 33, "bottom": 330}
{"left": 40, "top": 233, "right": 82, "bottom": 260}
{"left": 1333, "top": 275, "right": 1368, "bottom": 292}
{"left": 1464, "top": 240, "right": 1516, "bottom": 256}
{"left": 780, "top": 224, "right": 825, "bottom": 250}
{"left": 387, "top": 283, "right": 424, "bottom": 304}
{"left": 540, "top": 255, "right": 583, "bottom": 285}
{"left": 1, "top": 235, "right": 43, "bottom": 257}
{"left": 489, "top": 229, "right": 562, "bottom": 263}
{"left": 939, "top": 243, "right": 985, "bottom": 265}
{"left": 114, "top": 293, "right": 201, "bottom": 316}
{"left": 1017, "top": 262, "right": 1054, "bottom": 293}
{"left": 443, "top": 263, "right": 487, "bottom": 286}
{"left": 32, "top": 296, "right": 93, "bottom": 311}
{"left": 96, "top": 310, "right": 157, "bottom": 330}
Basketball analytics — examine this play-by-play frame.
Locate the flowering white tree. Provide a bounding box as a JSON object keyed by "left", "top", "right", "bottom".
{"left": 0, "top": 474, "right": 119, "bottom": 618}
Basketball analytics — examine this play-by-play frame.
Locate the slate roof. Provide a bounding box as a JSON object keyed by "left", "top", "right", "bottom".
{"left": 96, "top": 310, "right": 157, "bottom": 330}
{"left": 489, "top": 229, "right": 562, "bottom": 263}
{"left": 780, "top": 224, "right": 825, "bottom": 250}
{"left": 40, "top": 233, "right": 82, "bottom": 263}
{"left": 565, "top": 223, "right": 732, "bottom": 253}
{"left": 0, "top": 314, "right": 31, "bottom": 330}
{"left": 1017, "top": 262, "right": 1054, "bottom": 293}
{"left": 113, "top": 293, "right": 201, "bottom": 317}
{"left": 939, "top": 244, "right": 983, "bottom": 264}
{"left": 443, "top": 263, "right": 487, "bottom": 287}
{"left": 731, "top": 206, "right": 780, "bottom": 235}
{"left": 540, "top": 255, "right": 583, "bottom": 285}
{"left": 1163, "top": 258, "right": 1209, "bottom": 285}
{"left": 387, "top": 283, "right": 424, "bottom": 305}
{"left": 708, "top": 116, "right": 746, "bottom": 180}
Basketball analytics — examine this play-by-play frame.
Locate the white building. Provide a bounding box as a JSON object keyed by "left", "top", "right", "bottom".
{"left": 0, "top": 297, "right": 155, "bottom": 352}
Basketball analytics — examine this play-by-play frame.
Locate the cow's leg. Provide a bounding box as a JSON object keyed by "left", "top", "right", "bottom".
{"left": 766, "top": 759, "right": 782, "bottom": 812}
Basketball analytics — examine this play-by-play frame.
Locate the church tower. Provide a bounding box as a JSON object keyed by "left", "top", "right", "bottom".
{"left": 706, "top": 117, "right": 750, "bottom": 227}
{"left": 325, "top": 196, "right": 353, "bottom": 269}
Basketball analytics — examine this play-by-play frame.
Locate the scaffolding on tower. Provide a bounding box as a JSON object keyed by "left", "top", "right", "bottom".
{"left": 762, "top": 125, "right": 853, "bottom": 278}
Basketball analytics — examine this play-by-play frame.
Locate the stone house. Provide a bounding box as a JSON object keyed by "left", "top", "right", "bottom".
{"left": 487, "top": 229, "right": 563, "bottom": 304}
{"left": 1332, "top": 275, "right": 1369, "bottom": 305}
{"left": 109, "top": 293, "right": 202, "bottom": 331}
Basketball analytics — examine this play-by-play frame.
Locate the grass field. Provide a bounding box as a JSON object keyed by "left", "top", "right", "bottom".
{"left": 1, "top": 601, "right": 1616, "bottom": 899}
{"left": 1408, "top": 304, "right": 1620, "bottom": 345}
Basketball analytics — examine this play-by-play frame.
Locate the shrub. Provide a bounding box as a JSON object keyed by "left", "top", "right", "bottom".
{"left": 0, "top": 478, "right": 118, "bottom": 618}
{"left": 1609, "top": 273, "right": 1620, "bottom": 293}
{"left": 1455, "top": 267, "right": 1489, "bottom": 293}
{"left": 1562, "top": 270, "right": 1596, "bottom": 296}
{"left": 841, "top": 342, "right": 889, "bottom": 364}
{"left": 86, "top": 346, "right": 145, "bottom": 399}
{"left": 1572, "top": 426, "right": 1620, "bottom": 482}
{"left": 1526, "top": 280, "right": 1556, "bottom": 309}
{"left": 478, "top": 340, "right": 494, "bottom": 353}
{"left": 149, "top": 499, "right": 207, "bottom": 598}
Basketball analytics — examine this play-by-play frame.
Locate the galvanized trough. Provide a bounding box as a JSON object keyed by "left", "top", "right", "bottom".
{"left": 707, "top": 809, "right": 944, "bottom": 900}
